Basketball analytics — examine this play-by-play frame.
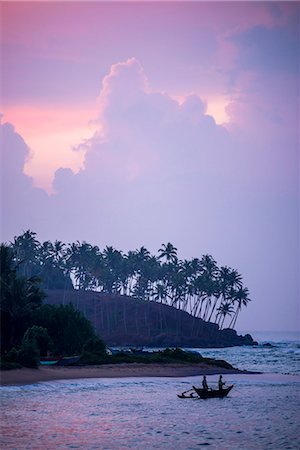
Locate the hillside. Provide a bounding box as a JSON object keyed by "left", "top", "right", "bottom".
{"left": 45, "top": 290, "right": 255, "bottom": 348}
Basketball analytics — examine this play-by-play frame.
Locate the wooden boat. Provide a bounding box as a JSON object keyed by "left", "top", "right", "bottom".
{"left": 40, "top": 357, "right": 62, "bottom": 366}
{"left": 57, "top": 355, "right": 81, "bottom": 366}
{"left": 192, "top": 385, "right": 234, "bottom": 399}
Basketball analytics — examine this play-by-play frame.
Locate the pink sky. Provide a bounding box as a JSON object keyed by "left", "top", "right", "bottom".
{"left": 1, "top": 1, "right": 299, "bottom": 333}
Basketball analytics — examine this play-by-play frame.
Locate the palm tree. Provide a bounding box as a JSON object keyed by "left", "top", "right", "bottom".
{"left": 191, "top": 273, "right": 212, "bottom": 318}
{"left": 158, "top": 242, "right": 178, "bottom": 264}
{"left": 167, "top": 267, "right": 187, "bottom": 309}
{"left": 200, "top": 254, "right": 218, "bottom": 278}
{"left": 12, "top": 230, "right": 40, "bottom": 278}
{"left": 0, "top": 244, "right": 44, "bottom": 351}
{"left": 136, "top": 246, "right": 151, "bottom": 262}
{"left": 132, "top": 247, "right": 153, "bottom": 300}
{"left": 229, "top": 287, "right": 251, "bottom": 329}
{"left": 102, "top": 246, "right": 124, "bottom": 294}
{"left": 50, "top": 240, "right": 66, "bottom": 267}
{"left": 209, "top": 266, "right": 232, "bottom": 323}
{"left": 124, "top": 250, "right": 139, "bottom": 295}
{"left": 216, "top": 302, "right": 234, "bottom": 329}
{"left": 151, "top": 282, "right": 168, "bottom": 303}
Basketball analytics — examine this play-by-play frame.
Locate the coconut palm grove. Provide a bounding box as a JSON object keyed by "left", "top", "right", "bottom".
{"left": 3, "top": 230, "right": 251, "bottom": 331}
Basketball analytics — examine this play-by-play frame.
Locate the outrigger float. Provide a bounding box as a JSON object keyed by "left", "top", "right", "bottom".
{"left": 178, "top": 385, "right": 233, "bottom": 399}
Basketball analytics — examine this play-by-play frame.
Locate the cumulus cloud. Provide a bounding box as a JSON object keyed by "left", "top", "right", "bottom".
{"left": 77, "top": 58, "right": 231, "bottom": 183}
{"left": 3, "top": 57, "right": 296, "bottom": 253}
{"left": 1, "top": 56, "right": 298, "bottom": 331}
{"left": 0, "top": 122, "right": 48, "bottom": 241}
{"left": 48, "top": 59, "right": 234, "bottom": 241}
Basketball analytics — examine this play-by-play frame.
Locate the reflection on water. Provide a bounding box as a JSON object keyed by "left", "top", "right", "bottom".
{"left": 1, "top": 375, "right": 299, "bottom": 449}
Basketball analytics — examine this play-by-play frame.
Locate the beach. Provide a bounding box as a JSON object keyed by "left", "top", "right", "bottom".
{"left": 0, "top": 363, "right": 245, "bottom": 386}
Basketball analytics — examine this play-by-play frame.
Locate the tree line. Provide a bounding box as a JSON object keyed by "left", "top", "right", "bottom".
{"left": 0, "top": 243, "right": 100, "bottom": 366}
{"left": 5, "top": 230, "right": 251, "bottom": 331}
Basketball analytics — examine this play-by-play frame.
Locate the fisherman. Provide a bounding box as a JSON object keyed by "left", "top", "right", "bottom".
{"left": 218, "top": 375, "right": 226, "bottom": 390}
{"left": 202, "top": 375, "right": 209, "bottom": 391}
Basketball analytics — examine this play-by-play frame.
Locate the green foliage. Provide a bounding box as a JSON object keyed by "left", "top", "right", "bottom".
{"left": 12, "top": 231, "right": 73, "bottom": 290}
{"left": 17, "top": 340, "right": 39, "bottom": 368}
{"left": 8, "top": 232, "right": 251, "bottom": 330}
{"left": 160, "top": 347, "right": 203, "bottom": 363}
{"left": 0, "top": 359, "right": 22, "bottom": 370}
{"left": 2, "top": 230, "right": 251, "bottom": 361}
{"left": 83, "top": 337, "right": 106, "bottom": 356}
{"left": 79, "top": 352, "right": 109, "bottom": 365}
{"left": 80, "top": 337, "right": 108, "bottom": 365}
{"left": 3, "top": 347, "right": 19, "bottom": 363}
{"left": 103, "top": 348, "right": 232, "bottom": 368}
{"left": 0, "top": 347, "right": 22, "bottom": 370}
{"left": 33, "top": 304, "right": 96, "bottom": 355}
{"left": 0, "top": 244, "right": 45, "bottom": 353}
{"left": 22, "top": 326, "right": 53, "bottom": 356}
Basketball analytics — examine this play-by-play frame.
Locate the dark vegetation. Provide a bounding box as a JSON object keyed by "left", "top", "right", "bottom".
{"left": 46, "top": 290, "right": 254, "bottom": 348}
{"left": 0, "top": 244, "right": 98, "bottom": 368}
{"left": 0, "top": 232, "right": 255, "bottom": 370}
{"left": 79, "top": 347, "right": 235, "bottom": 369}
{"left": 7, "top": 231, "right": 251, "bottom": 329}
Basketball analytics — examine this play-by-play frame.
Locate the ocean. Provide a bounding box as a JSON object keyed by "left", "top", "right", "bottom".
{"left": 1, "top": 332, "right": 299, "bottom": 449}
{"left": 185, "top": 330, "right": 300, "bottom": 376}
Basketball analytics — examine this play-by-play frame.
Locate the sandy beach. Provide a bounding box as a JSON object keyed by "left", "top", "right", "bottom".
{"left": 0, "top": 363, "right": 245, "bottom": 386}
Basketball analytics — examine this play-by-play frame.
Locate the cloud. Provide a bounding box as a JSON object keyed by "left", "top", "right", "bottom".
{"left": 0, "top": 122, "right": 49, "bottom": 241}
{"left": 41, "top": 58, "right": 238, "bottom": 248}
{"left": 84, "top": 58, "right": 229, "bottom": 180}
{"left": 231, "top": 22, "right": 299, "bottom": 74}
{"left": 1, "top": 57, "right": 298, "bottom": 331}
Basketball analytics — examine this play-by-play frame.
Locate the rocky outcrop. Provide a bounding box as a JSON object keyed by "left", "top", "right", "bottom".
{"left": 45, "top": 289, "right": 256, "bottom": 348}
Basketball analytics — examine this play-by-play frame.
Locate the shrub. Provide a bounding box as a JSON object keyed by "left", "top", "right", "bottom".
{"left": 17, "top": 340, "right": 39, "bottom": 368}
{"left": 0, "top": 359, "right": 22, "bottom": 370}
{"left": 33, "top": 304, "right": 96, "bottom": 355}
{"left": 80, "top": 337, "right": 108, "bottom": 365}
{"left": 83, "top": 337, "right": 107, "bottom": 356}
{"left": 22, "top": 326, "right": 53, "bottom": 356}
{"left": 3, "top": 347, "right": 19, "bottom": 363}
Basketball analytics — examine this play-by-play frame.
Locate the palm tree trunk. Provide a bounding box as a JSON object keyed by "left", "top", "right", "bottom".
{"left": 231, "top": 307, "right": 240, "bottom": 329}
{"left": 123, "top": 300, "right": 127, "bottom": 335}
{"left": 207, "top": 295, "right": 220, "bottom": 322}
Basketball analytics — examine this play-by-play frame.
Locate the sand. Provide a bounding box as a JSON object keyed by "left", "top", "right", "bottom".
{"left": 0, "top": 363, "right": 245, "bottom": 386}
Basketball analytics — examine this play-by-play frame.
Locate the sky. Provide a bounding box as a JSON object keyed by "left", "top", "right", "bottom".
{"left": 0, "top": 1, "right": 299, "bottom": 333}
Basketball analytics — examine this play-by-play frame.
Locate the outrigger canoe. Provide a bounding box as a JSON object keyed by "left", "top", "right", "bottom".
{"left": 192, "top": 385, "right": 233, "bottom": 399}
{"left": 178, "top": 385, "right": 233, "bottom": 399}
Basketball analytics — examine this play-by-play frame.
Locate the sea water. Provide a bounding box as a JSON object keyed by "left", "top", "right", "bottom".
{"left": 1, "top": 333, "right": 300, "bottom": 450}
{"left": 184, "top": 336, "right": 300, "bottom": 376}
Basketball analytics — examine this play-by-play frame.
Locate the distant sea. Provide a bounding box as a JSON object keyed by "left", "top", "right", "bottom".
{"left": 184, "top": 330, "right": 300, "bottom": 376}
{"left": 1, "top": 331, "right": 299, "bottom": 449}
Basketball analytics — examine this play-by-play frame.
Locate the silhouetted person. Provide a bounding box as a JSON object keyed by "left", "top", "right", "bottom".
{"left": 218, "top": 375, "right": 225, "bottom": 390}
{"left": 202, "top": 375, "right": 209, "bottom": 391}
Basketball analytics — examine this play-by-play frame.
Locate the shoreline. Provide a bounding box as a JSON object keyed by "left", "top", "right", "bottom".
{"left": 0, "top": 363, "right": 254, "bottom": 386}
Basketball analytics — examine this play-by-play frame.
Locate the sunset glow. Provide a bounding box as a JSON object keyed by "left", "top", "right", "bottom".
{"left": 3, "top": 105, "right": 98, "bottom": 192}
{"left": 206, "top": 97, "right": 230, "bottom": 124}
{"left": 1, "top": 1, "right": 299, "bottom": 332}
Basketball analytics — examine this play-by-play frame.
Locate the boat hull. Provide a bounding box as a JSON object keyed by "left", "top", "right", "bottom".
{"left": 192, "top": 385, "right": 233, "bottom": 399}
{"left": 39, "top": 357, "right": 62, "bottom": 366}
{"left": 57, "top": 356, "right": 81, "bottom": 366}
